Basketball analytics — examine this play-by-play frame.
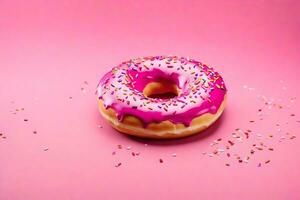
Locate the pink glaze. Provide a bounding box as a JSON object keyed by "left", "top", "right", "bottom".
{"left": 97, "top": 56, "right": 227, "bottom": 126}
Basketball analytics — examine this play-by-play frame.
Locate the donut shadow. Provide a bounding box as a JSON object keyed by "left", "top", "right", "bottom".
{"left": 119, "top": 110, "right": 227, "bottom": 146}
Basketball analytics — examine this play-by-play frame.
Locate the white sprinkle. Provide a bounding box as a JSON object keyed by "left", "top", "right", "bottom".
{"left": 258, "top": 112, "right": 263, "bottom": 116}
{"left": 217, "top": 148, "right": 225, "bottom": 153}
{"left": 126, "top": 146, "right": 131, "bottom": 150}
{"left": 171, "top": 153, "right": 177, "bottom": 157}
{"left": 256, "top": 134, "right": 263, "bottom": 137}
{"left": 210, "top": 141, "right": 218, "bottom": 146}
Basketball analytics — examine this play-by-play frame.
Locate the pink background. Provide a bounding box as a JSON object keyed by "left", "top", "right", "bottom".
{"left": 0, "top": 0, "right": 300, "bottom": 199}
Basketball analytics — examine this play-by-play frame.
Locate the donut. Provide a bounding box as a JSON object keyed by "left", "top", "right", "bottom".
{"left": 96, "top": 56, "right": 227, "bottom": 139}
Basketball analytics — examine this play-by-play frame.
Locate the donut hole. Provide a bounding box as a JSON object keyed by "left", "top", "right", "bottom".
{"left": 143, "top": 80, "right": 179, "bottom": 99}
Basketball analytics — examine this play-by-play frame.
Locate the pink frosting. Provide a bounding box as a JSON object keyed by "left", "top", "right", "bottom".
{"left": 97, "top": 56, "right": 227, "bottom": 127}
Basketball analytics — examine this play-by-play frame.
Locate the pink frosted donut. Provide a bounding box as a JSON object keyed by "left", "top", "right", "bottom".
{"left": 97, "top": 56, "right": 227, "bottom": 139}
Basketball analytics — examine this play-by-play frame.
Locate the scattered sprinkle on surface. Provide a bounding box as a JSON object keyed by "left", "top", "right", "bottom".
{"left": 115, "top": 163, "right": 122, "bottom": 168}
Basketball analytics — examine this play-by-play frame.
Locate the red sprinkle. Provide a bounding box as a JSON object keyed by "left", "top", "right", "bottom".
{"left": 115, "top": 163, "right": 122, "bottom": 167}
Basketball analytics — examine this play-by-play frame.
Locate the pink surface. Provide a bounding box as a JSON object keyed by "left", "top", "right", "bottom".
{"left": 0, "top": 0, "right": 300, "bottom": 200}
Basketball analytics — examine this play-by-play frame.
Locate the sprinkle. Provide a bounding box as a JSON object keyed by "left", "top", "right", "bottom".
{"left": 131, "top": 152, "right": 136, "bottom": 156}
{"left": 244, "top": 157, "right": 250, "bottom": 163}
{"left": 43, "top": 148, "right": 49, "bottom": 151}
{"left": 117, "top": 145, "right": 122, "bottom": 149}
{"left": 33, "top": 131, "right": 37, "bottom": 134}
{"left": 280, "top": 136, "right": 285, "bottom": 140}
{"left": 265, "top": 160, "right": 271, "bottom": 164}
{"left": 290, "top": 135, "right": 296, "bottom": 139}
{"left": 258, "top": 163, "right": 262, "bottom": 167}
{"left": 255, "top": 147, "right": 263, "bottom": 151}
{"left": 97, "top": 125, "right": 103, "bottom": 128}
{"left": 249, "top": 120, "right": 255, "bottom": 123}
{"left": 210, "top": 141, "right": 218, "bottom": 146}
{"left": 268, "top": 148, "right": 274, "bottom": 151}
{"left": 159, "top": 158, "right": 164, "bottom": 163}
{"left": 225, "top": 163, "right": 230, "bottom": 167}
{"left": 24, "top": 119, "right": 28, "bottom": 122}
{"left": 126, "top": 146, "right": 131, "bottom": 150}
{"left": 115, "top": 162, "right": 122, "bottom": 167}
{"left": 112, "top": 151, "right": 116, "bottom": 155}
{"left": 171, "top": 153, "right": 177, "bottom": 157}
{"left": 228, "top": 140, "right": 234, "bottom": 146}
{"left": 217, "top": 148, "right": 225, "bottom": 153}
